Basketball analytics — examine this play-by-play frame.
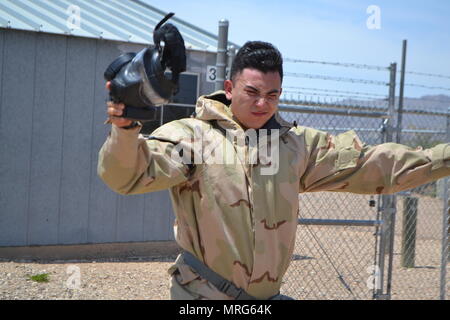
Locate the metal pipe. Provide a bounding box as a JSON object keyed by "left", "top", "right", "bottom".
{"left": 439, "top": 107, "right": 450, "bottom": 300}
{"left": 401, "top": 129, "right": 447, "bottom": 135}
{"left": 440, "top": 178, "right": 449, "bottom": 300}
{"left": 396, "top": 40, "right": 407, "bottom": 144}
{"left": 386, "top": 63, "right": 397, "bottom": 142}
{"left": 298, "top": 219, "right": 383, "bottom": 227}
{"left": 311, "top": 127, "right": 382, "bottom": 133}
{"left": 227, "top": 45, "right": 236, "bottom": 80}
{"left": 376, "top": 63, "right": 397, "bottom": 300}
{"left": 384, "top": 63, "right": 398, "bottom": 300}
{"left": 215, "top": 19, "right": 229, "bottom": 91}
{"left": 401, "top": 196, "right": 418, "bottom": 268}
{"left": 399, "top": 108, "right": 448, "bottom": 116}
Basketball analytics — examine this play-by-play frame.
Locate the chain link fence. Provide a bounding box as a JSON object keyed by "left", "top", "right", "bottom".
{"left": 275, "top": 59, "right": 449, "bottom": 300}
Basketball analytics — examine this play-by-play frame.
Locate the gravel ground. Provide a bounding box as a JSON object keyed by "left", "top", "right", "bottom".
{"left": 283, "top": 192, "right": 449, "bottom": 300}
{"left": 0, "top": 256, "right": 176, "bottom": 300}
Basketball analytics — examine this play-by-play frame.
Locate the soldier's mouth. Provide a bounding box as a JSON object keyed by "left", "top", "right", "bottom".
{"left": 251, "top": 112, "right": 268, "bottom": 117}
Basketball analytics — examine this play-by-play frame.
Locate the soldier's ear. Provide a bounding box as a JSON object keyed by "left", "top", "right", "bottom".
{"left": 224, "top": 80, "right": 233, "bottom": 100}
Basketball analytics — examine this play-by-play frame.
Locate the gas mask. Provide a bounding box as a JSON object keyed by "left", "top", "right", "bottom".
{"left": 104, "top": 13, "right": 186, "bottom": 121}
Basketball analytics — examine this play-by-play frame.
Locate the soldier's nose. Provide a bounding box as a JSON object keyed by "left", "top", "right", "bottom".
{"left": 255, "top": 98, "right": 265, "bottom": 108}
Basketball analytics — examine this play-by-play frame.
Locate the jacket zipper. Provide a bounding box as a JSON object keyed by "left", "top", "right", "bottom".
{"left": 244, "top": 136, "right": 256, "bottom": 260}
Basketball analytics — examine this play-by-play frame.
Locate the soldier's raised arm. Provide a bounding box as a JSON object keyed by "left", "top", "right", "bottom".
{"left": 299, "top": 127, "right": 450, "bottom": 194}
{"left": 97, "top": 111, "right": 193, "bottom": 197}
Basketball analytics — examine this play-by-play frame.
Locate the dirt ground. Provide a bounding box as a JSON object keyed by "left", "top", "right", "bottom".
{"left": 0, "top": 256, "right": 175, "bottom": 300}
{"left": 283, "top": 192, "right": 449, "bottom": 300}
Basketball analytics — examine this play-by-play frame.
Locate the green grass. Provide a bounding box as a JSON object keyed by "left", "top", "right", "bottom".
{"left": 28, "top": 273, "right": 50, "bottom": 283}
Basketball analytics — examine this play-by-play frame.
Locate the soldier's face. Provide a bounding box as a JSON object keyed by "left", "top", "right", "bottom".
{"left": 224, "top": 68, "right": 282, "bottom": 129}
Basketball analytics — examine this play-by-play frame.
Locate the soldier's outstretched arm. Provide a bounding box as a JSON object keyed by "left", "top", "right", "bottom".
{"left": 299, "top": 128, "right": 450, "bottom": 194}
{"left": 97, "top": 121, "right": 191, "bottom": 196}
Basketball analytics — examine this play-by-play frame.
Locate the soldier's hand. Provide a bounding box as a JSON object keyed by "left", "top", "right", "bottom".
{"left": 105, "top": 81, "right": 134, "bottom": 128}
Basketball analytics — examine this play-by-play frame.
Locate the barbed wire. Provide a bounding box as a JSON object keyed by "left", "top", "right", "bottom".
{"left": 403, "top": 83, "right": 450, "bottom": 92}
{"left": 283, "top": 86, "right": 387, "bottom": 98}
{"left": 285, "top": 72, "right": 389, "bottom": 86}
{"left": 399, "top": 70, "right": 450, "bottom": 80}
{"left": 285, "top": 57, "right": 388, "bottom": 71}
{"left": 285, "top": 57, "right": 450, "bottom": 80}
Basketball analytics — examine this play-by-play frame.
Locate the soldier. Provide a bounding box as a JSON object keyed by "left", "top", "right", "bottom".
{"left": 98, "top": 41, "right": 450, "bottom": 300}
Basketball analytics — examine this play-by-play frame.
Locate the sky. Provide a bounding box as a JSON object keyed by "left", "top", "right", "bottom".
{"left": 142, "top": 0, "right": 450, "bottom": 100}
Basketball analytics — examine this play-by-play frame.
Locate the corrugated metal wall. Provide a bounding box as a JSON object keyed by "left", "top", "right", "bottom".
{"left": 0, "top": 29, "right": 215, "bottom": 246}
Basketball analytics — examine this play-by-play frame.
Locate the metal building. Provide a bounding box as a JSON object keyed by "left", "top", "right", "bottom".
{"left": 0, "top": 0, "right": 236, "bottom": 254}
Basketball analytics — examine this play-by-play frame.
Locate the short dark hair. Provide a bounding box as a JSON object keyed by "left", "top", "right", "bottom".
{"left": 230, "top": 41, "right": 283, "bottom": 82}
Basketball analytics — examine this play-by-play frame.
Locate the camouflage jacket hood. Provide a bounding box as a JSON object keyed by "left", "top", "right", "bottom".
{"left": 98, "top": 91, "right": 450, "bottom": 299}
{"left": 193, "top": 90, "right": 293, "bottom": 135}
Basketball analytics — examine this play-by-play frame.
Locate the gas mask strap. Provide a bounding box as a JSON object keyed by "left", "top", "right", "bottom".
{"left": 154, "top": 12, "right": 175, "bottom": 33}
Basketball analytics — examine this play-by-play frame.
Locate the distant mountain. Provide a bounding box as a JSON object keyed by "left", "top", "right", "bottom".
{"left": 397, "top": 94, "right": 450, "bottom": 112}
{"left": 281, "top": 94, "right": 450, "bottom": 112}
{"left": 337, "top": 94, "right": 450, "bottom": 112}
{"left": 279, "top": 94, "right": 449, "bottom": 146}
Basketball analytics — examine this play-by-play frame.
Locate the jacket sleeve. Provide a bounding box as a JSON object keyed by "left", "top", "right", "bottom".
{"left": 97, "top": 122, "right": 191, "bottom": 195}
{"left": 299, "top": 128, "right": 450, "bottom": 194}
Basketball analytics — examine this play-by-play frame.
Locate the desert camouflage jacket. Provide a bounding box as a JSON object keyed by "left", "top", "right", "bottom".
{"left": 98, "top": 91, "right": 450, "bottom": 299}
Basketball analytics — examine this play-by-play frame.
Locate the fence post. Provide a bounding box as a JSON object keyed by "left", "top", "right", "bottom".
{"left": 385, "top": 62, "right": 399, "bottom": 299}
{"left": 376, "top": 62, "right": 397, "bottom": 299}
{"left": 440, "top": 107, "right": 450, "bottom": 300}
{"left": 396, "top": 40, "right": 407, "bottom": 144}
{"left": 227, "top": 45, "right": 236, "bottom": 80}
{"left": 401, "top": 196, "right": 418, "bottom": 268}
{"left": 440, "top": 178, "right": 449, "bottom": 300}
{"left": 215, "top": 19, "right": 229, "bottom": 91}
